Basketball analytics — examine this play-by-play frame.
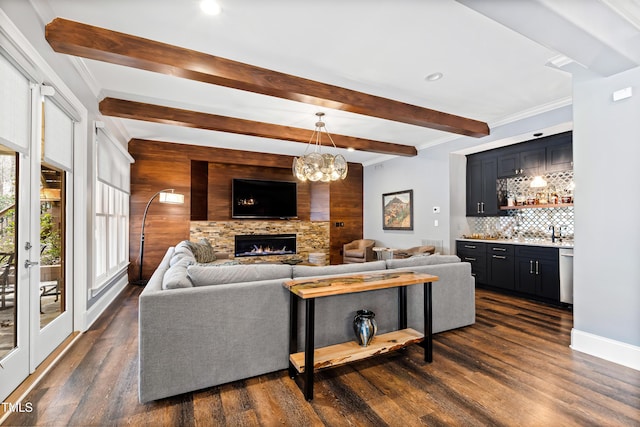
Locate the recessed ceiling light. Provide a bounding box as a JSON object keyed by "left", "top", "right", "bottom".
{"left": 347, "top": 147, "right": 355, "bottom": 152}
{"left": 200, "top": 0, "right": 222, "bottom": 15}
{"left": 425, "top": 72, "right": 443, "bottom": 82}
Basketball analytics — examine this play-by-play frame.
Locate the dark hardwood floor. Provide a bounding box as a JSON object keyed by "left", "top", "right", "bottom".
{"left": 4, "top": 286, "right": 640, "bottom": 426}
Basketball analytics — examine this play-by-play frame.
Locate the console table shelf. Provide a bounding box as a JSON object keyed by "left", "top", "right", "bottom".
{"left": 289, "top": 328, "right": 424, "bottom": 373}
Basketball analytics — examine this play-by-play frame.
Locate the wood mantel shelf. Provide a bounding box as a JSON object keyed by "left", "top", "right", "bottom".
{"left": 500, "top": 203, "right": 574, "bottom": 210}
{"left": 289, "top": 328, "right": 424, "bottom": 373}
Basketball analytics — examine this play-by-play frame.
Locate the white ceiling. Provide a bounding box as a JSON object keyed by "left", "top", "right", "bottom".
{"left": 26, "top": 0, "right": 640, "bottom": 165}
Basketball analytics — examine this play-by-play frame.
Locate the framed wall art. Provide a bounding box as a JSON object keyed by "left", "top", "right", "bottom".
{"left": 382, "top": 189, "right": 413, "bottom": 230}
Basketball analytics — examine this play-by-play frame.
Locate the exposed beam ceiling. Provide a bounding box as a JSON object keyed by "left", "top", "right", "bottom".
{"left": 46, "top": 18, "right": 490, "bottom": 139}
{"left": 99, "top": 98, "right": 418, "bottom": 157}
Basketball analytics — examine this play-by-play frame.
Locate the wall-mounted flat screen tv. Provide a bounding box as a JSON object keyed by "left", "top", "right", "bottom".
{"left": 232, "top": 178, "right": 298, "bottom": 219}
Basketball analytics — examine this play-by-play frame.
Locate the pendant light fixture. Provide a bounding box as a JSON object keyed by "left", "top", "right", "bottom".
{"left": 530, "top": 175, "right": 548, "bottom": 188}
{"left": 292, "top": 112, "right": 348, "bottom": 182}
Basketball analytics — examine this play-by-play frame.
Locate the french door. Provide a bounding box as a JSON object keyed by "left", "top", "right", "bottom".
{"left": 0, "top": 69, "right": 73, "bottom": 401}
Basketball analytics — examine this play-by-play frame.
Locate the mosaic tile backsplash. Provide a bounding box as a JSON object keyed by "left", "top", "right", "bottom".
{"left": 470, "top": 171, "right": 575, "bottom": 240}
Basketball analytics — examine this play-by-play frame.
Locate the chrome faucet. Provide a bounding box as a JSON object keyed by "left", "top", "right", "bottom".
{"left": 549, "top": 225, "right": 562, "bottom": 243}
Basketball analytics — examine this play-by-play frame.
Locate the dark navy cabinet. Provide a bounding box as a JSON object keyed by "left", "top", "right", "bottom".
{"left": 466, "top": 155, "right": 498, "bottom": 217}
{"left": 456, "top": 241, "right": 487, "bottom": 284}
{"left": 486, "top": 243, "right": 515, "bottom": 290}
{"left": 514, "top": 246, "right": 560, "bottom": 302}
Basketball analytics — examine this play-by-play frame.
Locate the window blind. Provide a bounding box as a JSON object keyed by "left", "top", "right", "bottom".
{"left": 43, "top": 99, "right": 74, "bottom": 171}
{"left": 97, "top": 128, "right": 133, "bottom": 194}
{"left": 0, "top": 53, "right": 30, "bottom": 153}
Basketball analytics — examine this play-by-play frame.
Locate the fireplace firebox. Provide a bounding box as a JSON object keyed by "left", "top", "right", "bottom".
{"left": 234, "top": 234, "right": 297, "bottom": 257}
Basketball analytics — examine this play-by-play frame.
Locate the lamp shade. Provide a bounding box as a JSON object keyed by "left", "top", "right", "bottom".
{"left": 159, "top": 191, "right": 184, "bottom": 204}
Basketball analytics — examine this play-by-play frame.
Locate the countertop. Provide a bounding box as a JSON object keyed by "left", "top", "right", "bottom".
{"left": 457, "top": 237, "right": 574, "bottom": 248}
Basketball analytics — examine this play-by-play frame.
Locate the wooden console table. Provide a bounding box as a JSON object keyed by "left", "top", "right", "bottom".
{"left": 283, "top": 270, "right": 439, "bottom": 400}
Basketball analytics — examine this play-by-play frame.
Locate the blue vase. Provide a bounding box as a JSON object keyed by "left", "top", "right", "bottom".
{"left": 353, "top": 309, "right": 378, "bottom": 347}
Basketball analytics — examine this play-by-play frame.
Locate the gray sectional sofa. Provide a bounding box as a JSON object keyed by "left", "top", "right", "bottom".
{"left": 138, "top": 241, "right": 476, "bottom": 402}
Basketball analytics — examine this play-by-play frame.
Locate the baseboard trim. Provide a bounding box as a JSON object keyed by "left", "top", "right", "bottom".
{"left": 571, "top": 328, "right": 640, "bottom": 371}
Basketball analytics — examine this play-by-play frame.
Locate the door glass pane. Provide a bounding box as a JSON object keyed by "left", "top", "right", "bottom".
{"left": 0, "top": 147, "right": 17, "bottom": 359}
{"left": 40, "top": 164, "right": 65, "bottom": 329}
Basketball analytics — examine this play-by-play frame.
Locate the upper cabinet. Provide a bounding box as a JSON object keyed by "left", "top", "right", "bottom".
{"left": 466, "top": 155, "right": 499, "bottom": 217}
{"left": 466, "top": 131, "right": 572, "bottom": 217}
{"left": 545, "top": 133, "right": 573, "bottom": 172}
{"left": 497, "top": 132, "right": 571, "bottom": 178}
{"left": 497, "top": 147, "right": 545, "bottom": 178}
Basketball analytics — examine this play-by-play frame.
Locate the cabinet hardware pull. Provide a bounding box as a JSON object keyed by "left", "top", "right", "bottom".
{"left": 529, "top": 260, "right": 533, "bottom": 274}
{"left": 465, "top": 257, "right": 477, "bottom": 261}
{"left": 477, "top": 202, "right": 480, "bottom": 213}
{"left": 492, "top": 255, "right": 506, "bottom": 260}
{"left": 464, "top": 245, "right": 476, "bottom": 249}
{"left": 536, "top": 260, "right": 540, "bottom": 275}
{"left": 481, "top": 202, "right": 485, "bottom": 213}
{"left": 492, "top": 247, "right": 506, "bottom": 252}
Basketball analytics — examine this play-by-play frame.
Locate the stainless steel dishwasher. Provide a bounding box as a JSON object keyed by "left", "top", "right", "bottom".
{"left": 559, "top": 248, "right": 574, "bottom": 304}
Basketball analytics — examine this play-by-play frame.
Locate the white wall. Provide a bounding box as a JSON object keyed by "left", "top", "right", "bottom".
{"left": 364, "top": 144, "right": 453, "bottom": 252}
{"left": 571, "top": 66, "right": 640, "bottom": 367}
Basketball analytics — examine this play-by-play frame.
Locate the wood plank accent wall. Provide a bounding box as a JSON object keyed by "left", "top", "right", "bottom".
{"left": 206, "top": 163, "right": 311, "bottom": 221}
{"left": 327, "top": 164, "right": 364, "bottom": 265}
{"left": 128, "top": 139, "right": 363, "bottom": 280}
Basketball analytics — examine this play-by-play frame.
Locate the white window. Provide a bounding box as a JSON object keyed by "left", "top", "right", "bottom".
{"left": 94, "top": 180, "right": 129, "bottom": 289}
{"left": 94, "top": 128, "right": 132, "bottom": 292}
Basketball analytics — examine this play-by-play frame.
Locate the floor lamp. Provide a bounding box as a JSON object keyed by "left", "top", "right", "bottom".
{"left": 134, "top": 188, "right": 184, "bottom": 286}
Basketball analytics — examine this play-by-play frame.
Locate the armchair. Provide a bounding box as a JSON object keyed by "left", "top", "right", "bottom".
{"left": 342, "top": 239, "right": 376, "bottom": 264}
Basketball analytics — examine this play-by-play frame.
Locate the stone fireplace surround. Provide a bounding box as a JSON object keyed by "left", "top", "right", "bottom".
{"left": 190, "top": 220, "right": 330, "bottom": 264}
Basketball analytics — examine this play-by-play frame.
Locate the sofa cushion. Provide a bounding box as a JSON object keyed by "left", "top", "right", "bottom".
{"left": 187, "top": 263, "right": 292, "bottom": 287}
{"left": 174, "top": 240, "right": 193, "bottom": 255}
{"left": 162, "top": 258, "right": 194, "bottom": 289}
{"left": 292, "top": 260, "right": 386, "bottom": 278}
{"left": 169, "top": 251, "right": 196, "bottom": 267}
{"left": 385, "top": 254, "right": 460, "bottom": 269}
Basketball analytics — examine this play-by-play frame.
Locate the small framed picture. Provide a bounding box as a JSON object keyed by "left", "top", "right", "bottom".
{"left": 382, "top": 189, "right": 413, "bottom": 230}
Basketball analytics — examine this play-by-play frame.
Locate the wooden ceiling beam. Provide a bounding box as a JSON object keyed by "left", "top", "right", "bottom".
{"left": 46, "top": 18, "right": 489, "bottom": 138}
{"left": 99, "top": 98, "right": 418, "bottom": 157}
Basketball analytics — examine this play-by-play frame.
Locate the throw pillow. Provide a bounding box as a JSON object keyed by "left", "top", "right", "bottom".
{"left": 186, "top": 238, "right": 217, "bottom": 263}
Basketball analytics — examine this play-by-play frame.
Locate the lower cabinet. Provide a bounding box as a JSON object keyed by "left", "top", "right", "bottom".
{"left": 456, "top": 241, "right": 486, "bottom": 284}
{"left": 487, "top": 244, "right": 515, "bottom": 290}
{"left": 456, "top": 240, "right": 561, "bottom": 304}
{"left": 514, "top": 246, "right": 560, "bottom": 301}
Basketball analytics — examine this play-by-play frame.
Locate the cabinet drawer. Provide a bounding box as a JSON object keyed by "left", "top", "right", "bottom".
{"left": 487, "top": 244, "right": 514, "bottom": 256}
{"left": 456, "top": 241, "right": 486, "bottom": 255}
{"left": 515, "top": 246, "right": 558, "bottom": 261}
